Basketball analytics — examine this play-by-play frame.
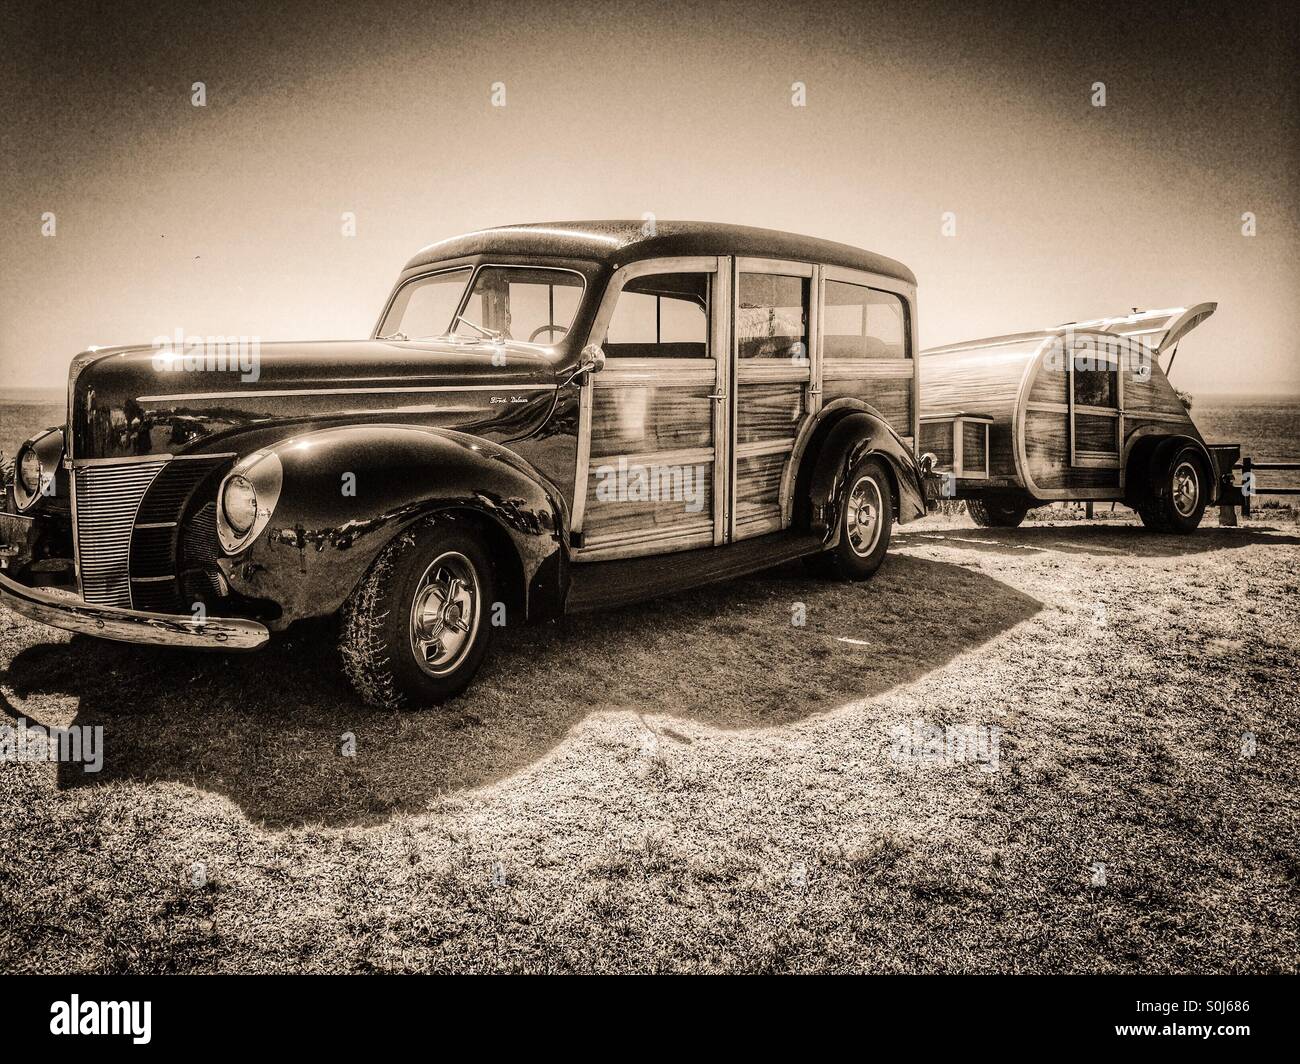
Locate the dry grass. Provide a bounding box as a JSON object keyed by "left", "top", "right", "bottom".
{"left": 3, "top": 391, "right": 1298, "bottom": 972}
{"left": 2, "top": 503, "right": 1297, "bottom": 973}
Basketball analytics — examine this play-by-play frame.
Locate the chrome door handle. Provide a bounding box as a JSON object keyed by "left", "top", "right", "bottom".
{"left": 707, "top": 390, "right": 727, "bottom": 401}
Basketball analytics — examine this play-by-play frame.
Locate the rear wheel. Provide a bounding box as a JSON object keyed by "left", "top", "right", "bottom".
{"left": 802, "top": 456, "right": 893, "bottom": 581}
{"left": 1136, "top": 447, "right": 1207, "bottom": 533}
{"left": 967, "top": 496, "right": 1030, "bottom": 528}
{"left": 339, "top": 520, "right": 495, "bottom": 708}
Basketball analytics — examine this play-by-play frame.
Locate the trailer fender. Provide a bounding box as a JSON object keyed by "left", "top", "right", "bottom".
{"left": 1127, "top": 433, "right": 1218, "bottom": 506}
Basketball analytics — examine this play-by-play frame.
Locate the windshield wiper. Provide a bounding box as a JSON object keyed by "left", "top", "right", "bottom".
{"left": 378, "top": 331, "right": 409, "bottom": 341}
{"left": 453, "top": 315, "right": 503, "bottom": 342}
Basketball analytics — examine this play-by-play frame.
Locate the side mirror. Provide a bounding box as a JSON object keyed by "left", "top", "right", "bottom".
{"left": 579, "top": 344, "right": 606, "bottom": 376}
{"left": 561, "top": 344, "right": 605, "bottom": 387}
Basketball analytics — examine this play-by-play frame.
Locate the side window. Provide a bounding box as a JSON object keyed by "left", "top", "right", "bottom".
{"left": 822, "top": 280, "right": 908, "bottom": 360}
{"left": 605, "top": 273, "right": 710, "bottom": 358}
{"left": 737, "top": 273, "right": 808, "bottom": 359}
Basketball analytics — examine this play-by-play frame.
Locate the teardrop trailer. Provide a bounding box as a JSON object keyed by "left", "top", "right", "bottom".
{"left": 917, "top": 305, "right": 1248, "bottom": 530}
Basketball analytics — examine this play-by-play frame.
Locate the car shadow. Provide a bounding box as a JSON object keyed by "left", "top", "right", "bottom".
{"left": 896, "top": 523, "right": 1300, "bottom": 559}
{"left": 1, "top": 553, "right": 1040, "bottom": 829}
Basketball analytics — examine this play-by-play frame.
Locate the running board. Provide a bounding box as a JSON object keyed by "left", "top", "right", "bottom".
{"left": 566, "top": 531, "right": 825, "bottom": 613}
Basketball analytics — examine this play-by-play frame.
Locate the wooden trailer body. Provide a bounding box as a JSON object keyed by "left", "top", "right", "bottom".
{"left": 918, "top": 305, "right": 1234, "bottom": 529}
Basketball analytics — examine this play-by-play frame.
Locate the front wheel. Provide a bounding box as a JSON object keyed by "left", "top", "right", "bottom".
{"left": 803, "top": 456, "right": 894, "bottom": 581}
{"left": 1136, "top": 447, "right": 1208, "bottom": 533}
{"left": 339, "top": 520, "right": 495, "bottom": 708}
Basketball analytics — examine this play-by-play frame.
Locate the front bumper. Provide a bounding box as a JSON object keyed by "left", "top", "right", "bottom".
{"left": 0, "top": 567, "right": 269, "bottom": 650}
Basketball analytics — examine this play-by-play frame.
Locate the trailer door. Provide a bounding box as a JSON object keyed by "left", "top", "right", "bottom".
{"left": 1068, "top": 338, "right": 1122, "bottom": 469}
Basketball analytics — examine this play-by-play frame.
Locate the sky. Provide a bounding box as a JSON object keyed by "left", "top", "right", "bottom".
{"left": 1, "top": 0, "right": 1296, "bottom": 395}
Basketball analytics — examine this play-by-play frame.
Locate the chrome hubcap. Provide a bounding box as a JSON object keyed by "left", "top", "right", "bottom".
{"left": 845, "top": 475, "right": 883, "bottom": 557}
{"left": 409, "top": 551, "right": 480, "bottom": 677}
{"left": 1172, "top": 461, "right": 1199, "bottom": 517}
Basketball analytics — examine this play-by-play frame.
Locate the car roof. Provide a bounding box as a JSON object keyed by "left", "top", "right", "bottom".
{"left": 402, "top": 221, "right": 916, "bottom": 286}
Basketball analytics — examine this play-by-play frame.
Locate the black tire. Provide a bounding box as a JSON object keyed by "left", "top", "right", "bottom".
{"left": 967, "top": 496, "right": 1030, "bottom": 528}
{"left": 1136, "top": 447, "right": 1208, "bottom": 533}
{"left": 339, "top": 519, "right": 495, "bottom": 708}
{"left": 802, "top": 456, "right": 894, "bottom": 581}
{"left": 1135, "top": 500, "right": 1171, "bottom": 532}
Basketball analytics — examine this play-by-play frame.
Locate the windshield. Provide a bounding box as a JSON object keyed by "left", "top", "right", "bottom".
{"left": 453, "top": 266, "right": 584, "bottom": 344}
{"left": 378, "top": 268, "right": 471, "bottom": 340}
{"left": 379, "top": 265, "right": 585, "bottom": 344}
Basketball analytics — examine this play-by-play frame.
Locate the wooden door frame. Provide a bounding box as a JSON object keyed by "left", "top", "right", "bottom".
{"left": 571, "top": 255, "right": 730, "bottom": 560}
{"left": 1067, "top": 337, "right": 1123, "bottom": 470}
{"left": 731, "top": 257, "right": 817, "bottom": 541}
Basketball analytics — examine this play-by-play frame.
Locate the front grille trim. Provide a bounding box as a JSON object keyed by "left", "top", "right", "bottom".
{"left": 74, "top": 461, "right": 169, "bottom": 608}
{"left": 130, "top": 458, "right": 231, "bottom": 613}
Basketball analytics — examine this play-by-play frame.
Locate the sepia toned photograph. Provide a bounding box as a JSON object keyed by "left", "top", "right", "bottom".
{"left": 0, "top": 0, "right": 1296, "bottom": 1020}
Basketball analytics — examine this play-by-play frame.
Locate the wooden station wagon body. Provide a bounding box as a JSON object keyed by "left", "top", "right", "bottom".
{"left": 1, "top": 222, "right": 930, "bottom": 705}
{"left": 917, "top": 304, "right": 1238, "bottom": 529}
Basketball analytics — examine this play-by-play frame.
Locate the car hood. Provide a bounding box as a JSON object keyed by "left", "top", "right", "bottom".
{"left": 68, "top": 338, "right": 561, "bottom": 461}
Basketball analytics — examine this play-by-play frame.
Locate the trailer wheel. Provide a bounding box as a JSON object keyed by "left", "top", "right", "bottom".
{"left": 339, "top": 520, "right": 495, "bottom": 708}
{"left": 966, "top": 497, "right": 1030, "bottom": 528}
{"left": 1136, "top": 447, "right": 1207, "bottom": 534}
{"left": 802, "top": 456, "right": 893, "bottom": 581}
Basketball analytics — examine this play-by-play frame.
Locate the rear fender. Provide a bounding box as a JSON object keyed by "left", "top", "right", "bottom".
{"left": 802, "top": 410, "right": 926, "bottom": 545}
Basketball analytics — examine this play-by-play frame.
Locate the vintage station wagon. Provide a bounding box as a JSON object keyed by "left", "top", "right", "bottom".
{"left": 0, "top": 222, "right": 930, "bottom": 705}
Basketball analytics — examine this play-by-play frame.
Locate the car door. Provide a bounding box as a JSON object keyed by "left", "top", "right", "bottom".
{"left": 731, "top": 258, "right": 819, "bottom": 540}
{"left": 572, "top": 257, "right": 730, "bottom": 560}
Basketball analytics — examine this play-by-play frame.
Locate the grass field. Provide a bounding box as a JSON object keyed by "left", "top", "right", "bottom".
{"left": 2, "top": 397, "right": 1298, "bottom": 972}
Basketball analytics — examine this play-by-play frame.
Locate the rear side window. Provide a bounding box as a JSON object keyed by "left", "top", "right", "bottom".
{"left": 822, "top": 280, "right": 908, "bottom": 360}
{"left": 737, "top": 273, "right": 808, "bottom": 360}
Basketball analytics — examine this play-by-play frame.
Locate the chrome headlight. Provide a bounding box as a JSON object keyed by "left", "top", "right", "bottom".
{"left": 217, "top": 451, "right": 283, "bottom": 554}
{"left": 13, "top": 428, "right": 64, "bottom": 511}
{"left": 222, "top": 475, "right": 258, "bottom": 534}
{"left": 18, "top": 447, "right": 42, "bottom": 492}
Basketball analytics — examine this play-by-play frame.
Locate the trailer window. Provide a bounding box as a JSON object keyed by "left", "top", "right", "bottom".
{"left": 1072, "top": 353, "right": 1118, "bottom": 407}
{"left": 822, "top": 281, "right": 908, "bottom": 360}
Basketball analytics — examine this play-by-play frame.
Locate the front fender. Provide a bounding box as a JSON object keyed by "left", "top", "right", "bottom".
{"left": 219, "top": 424, "right": 568, "bottom": 628}
{"left": 805, "top": 410, "right": 926, "bottom": 543}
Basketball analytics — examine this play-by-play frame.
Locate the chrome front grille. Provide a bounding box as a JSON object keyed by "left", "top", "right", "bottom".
{"left": 74, "top": 461, "right": 168, "bottom": 607}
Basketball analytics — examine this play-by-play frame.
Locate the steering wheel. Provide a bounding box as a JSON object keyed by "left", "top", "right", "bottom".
{"left": 529, "top": 323, "right": 569, "bottom": 343}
